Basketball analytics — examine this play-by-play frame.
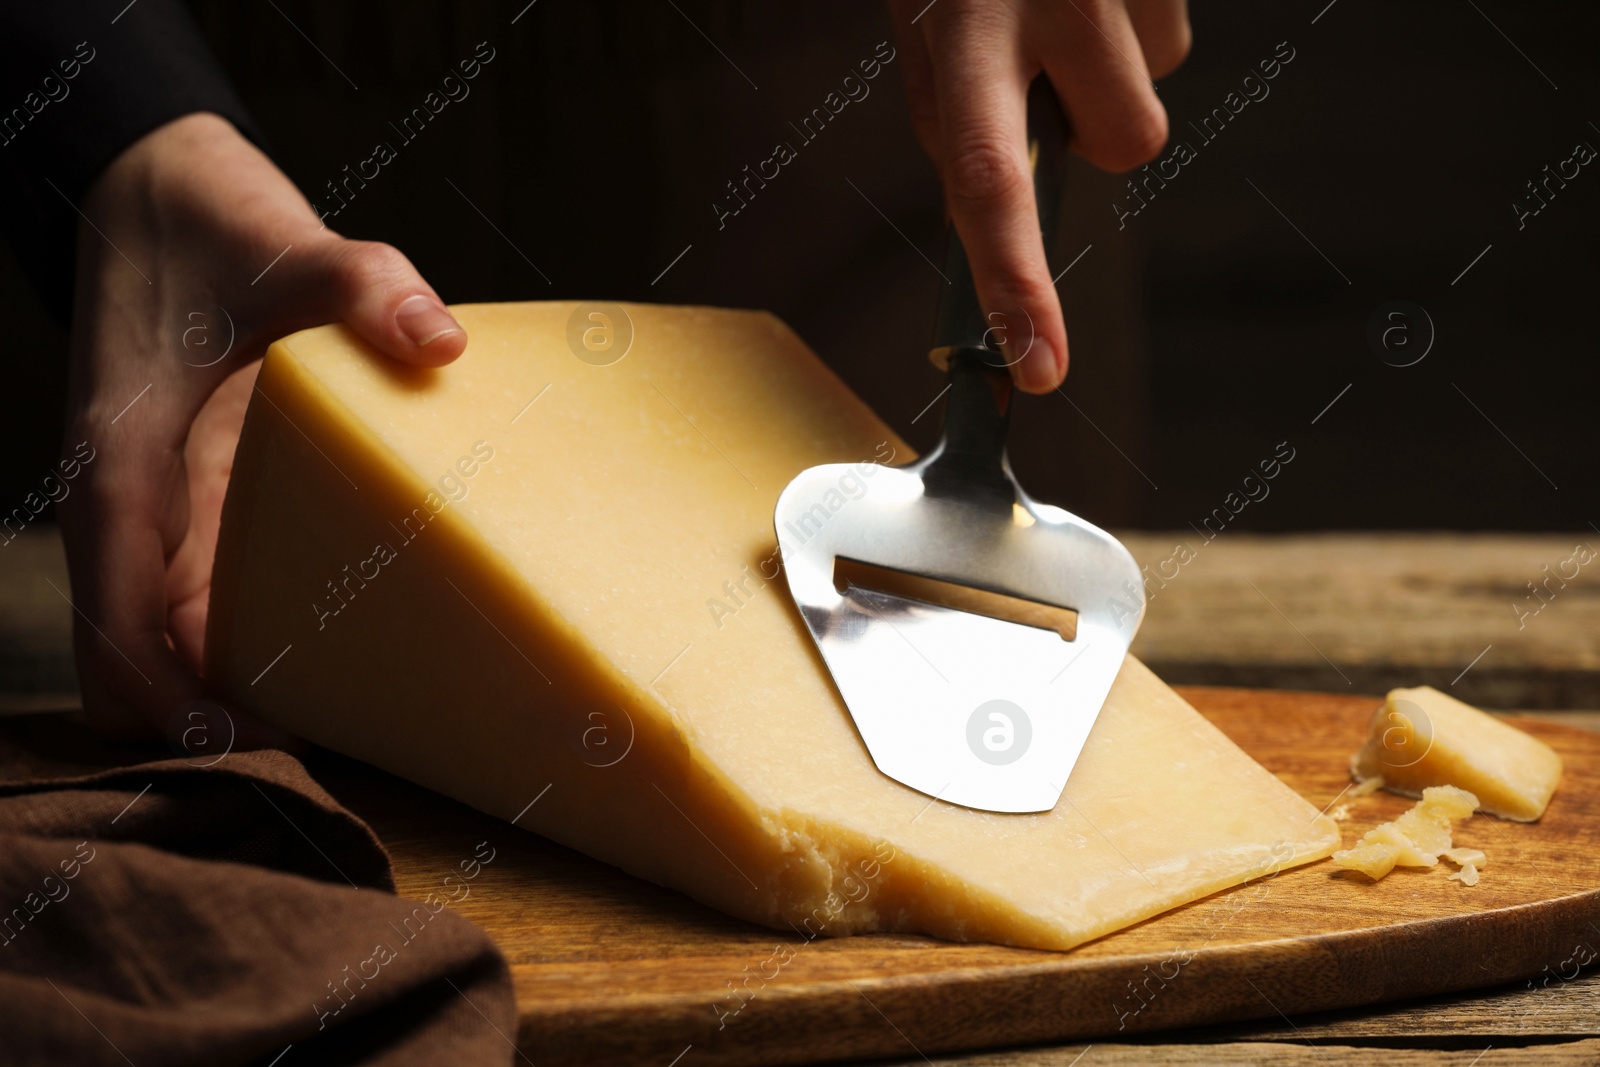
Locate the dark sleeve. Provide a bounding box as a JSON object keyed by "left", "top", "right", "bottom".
{"left": 0, "top": 1, "right": 264, "bottom": 323}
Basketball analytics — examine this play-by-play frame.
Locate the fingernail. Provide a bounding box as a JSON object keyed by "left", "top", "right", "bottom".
{"left": 1015, "top": 339, "right": 1060, "bottom": 394}
{"left": 396, "top": 294, "right": 463, "bottom": 348}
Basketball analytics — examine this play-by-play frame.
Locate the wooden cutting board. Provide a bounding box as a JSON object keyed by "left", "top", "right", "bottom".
{"left": 314, "top": 687, "right": 1600, "bottom": 1066}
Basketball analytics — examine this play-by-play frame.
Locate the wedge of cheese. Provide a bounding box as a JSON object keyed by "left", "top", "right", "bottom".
{"left": 1351, "top": 686, "right": 1562, "bottom": 821}
{"left": 207, "top": 302, "right": 1339, "bottom": 951}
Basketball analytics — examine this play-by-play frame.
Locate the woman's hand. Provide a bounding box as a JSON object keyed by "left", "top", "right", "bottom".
{"left": 889, "top": 0, "right": 1190, "bottom": 392}
{"left": 59, "top": 112, "right": 467, "bottom": 745}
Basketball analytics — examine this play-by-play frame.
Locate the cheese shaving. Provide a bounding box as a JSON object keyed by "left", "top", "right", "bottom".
{"left": 1332, "top": 785, "right": 1484, "bottom": 884}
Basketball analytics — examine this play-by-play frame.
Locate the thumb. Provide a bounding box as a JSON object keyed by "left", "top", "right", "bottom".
{"left": 301, "top": 238, "right": 468, "bottom": 367}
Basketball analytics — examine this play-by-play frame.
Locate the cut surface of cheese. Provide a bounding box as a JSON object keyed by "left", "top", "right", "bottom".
{"left": 1351, "top": 686, "right": 1563, "bottom": 821}
{"left": 207, "top": 302, "right": 1339, "bottom": 951}
{"left": 1332, "top": 785, "right": 1480, "bottom": 882}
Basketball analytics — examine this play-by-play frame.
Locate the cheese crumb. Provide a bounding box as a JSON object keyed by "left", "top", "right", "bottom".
{"left": 1443, "top": 846, "right": 1485, "bottom": 887}
{"left": 1442, "top": 847, "right": 1487, "bottom": 867}
{"left": 1348, "top": 775, "right": 1385, "bottom": 798}
{"left": 1332, "top": 785, "right": 1483, "bottom": 883}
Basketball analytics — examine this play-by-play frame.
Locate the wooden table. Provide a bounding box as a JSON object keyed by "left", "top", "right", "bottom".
{"left": 5, "top": 527, "right": 1598, "bottom": 1065}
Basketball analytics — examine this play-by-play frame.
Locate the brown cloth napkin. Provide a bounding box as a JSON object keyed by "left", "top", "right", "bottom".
{"left": 0, "top": 749, "right": 516, "bottom": 1066}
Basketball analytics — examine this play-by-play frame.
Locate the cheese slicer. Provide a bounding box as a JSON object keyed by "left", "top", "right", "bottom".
{"left": 774, "top": 82, "right": 1146, "bottom": 814}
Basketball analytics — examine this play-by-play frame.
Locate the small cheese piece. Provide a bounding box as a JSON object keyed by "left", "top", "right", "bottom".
{"left": 1364, "top": 823, "right": 1438, "bottom": 867}
{"left": 1348, "top": 775, "right": 1384, "bottom": 798}
{"left": 1333, "top": 785, "right": 1480, "bottom": 882}
{"left": 1328, "top": 776, "right": 1383, "bottom": 822}
{"left": 207, "top": 302, "right": 1339, "bottom": 951}
{"left": 1443, "top": 847, "right": 1486, "bottom": 888}
{"left": 1389, "top": 783, "right": 1477, "bottom": 853}
{"left": 1351, "top": 686, "right": 1562, "bottom": 821}
{"left": 1331, "top": 841, "right": 1401, "bottom": 880}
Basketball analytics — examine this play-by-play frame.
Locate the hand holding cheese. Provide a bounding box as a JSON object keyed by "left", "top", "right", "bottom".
{"left": 58, "top": 112, "right": 465, "bottom": 744}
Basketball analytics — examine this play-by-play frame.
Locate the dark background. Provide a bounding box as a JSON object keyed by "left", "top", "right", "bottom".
{"left": 3, "top": 0, "right": 1596, "bottom": 533}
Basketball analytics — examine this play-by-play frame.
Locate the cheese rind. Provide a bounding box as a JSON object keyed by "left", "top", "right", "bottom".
{"left": 207, "top": 302, "right": 1339, "bottom": 951}
{"left": 1351, "top": 686, "right": 1563, "bottom": 821}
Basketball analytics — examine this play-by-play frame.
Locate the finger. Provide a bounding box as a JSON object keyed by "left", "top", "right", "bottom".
{"left": 922, "top": 8, "right": 1065, "bottom": 393}
{"left": 304, "top": 238, "right": 467, "bottom": 367}
{"left": 64, "top": 443, "right": 307, "bottom": 757}
{"left": 166, "top": 361, "right": 260, "bottom": 672}
{"left": 1126, "top": 0, "right": 1192, "bottom": 80}
{"left": 886, "top": 0, "right": 943, "bottom": 162}
{"left": 1032, "top": 1, "right": 1169, "bottom": 173}
{"left": 151, "top": 115, "right": 467, "bottom": 370}
{"left": 58, "top": 436, "right": 205, "bottom": 742}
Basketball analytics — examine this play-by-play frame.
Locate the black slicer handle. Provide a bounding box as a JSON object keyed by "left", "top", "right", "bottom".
{"left": 924, "top": 79, "right": 1070, "bottom": 500}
